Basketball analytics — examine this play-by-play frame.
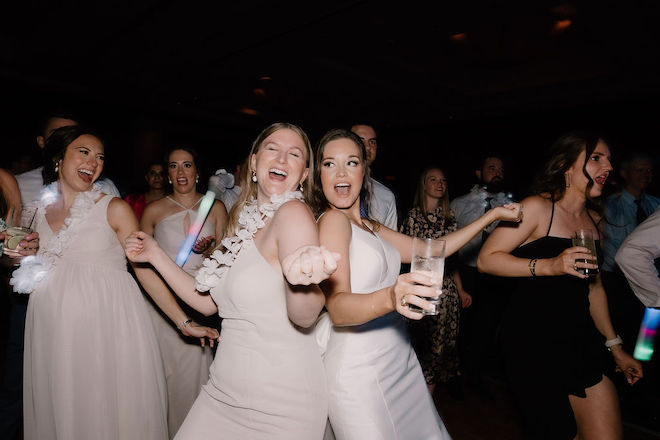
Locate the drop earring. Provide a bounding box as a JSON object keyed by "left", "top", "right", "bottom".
{"left": 196, "top": 176, "right": 199, "bottom": 184}
{"left": 565, "top": 173, "right": 571, "bottom": 188}
{"left": 54, "top": 163, "right": 59, "bottom": 173}
{"left": 252, "top": 171, "right": 257, "bottom": 182}
{"left": 299, "top": 182, "right": 304, "bottom": 192}
{"left": 168, "top": 178, "right": 172, "bottom": 184}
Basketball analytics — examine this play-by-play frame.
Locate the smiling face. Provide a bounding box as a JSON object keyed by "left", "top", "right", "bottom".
{"left": 250, "top": 128, "right": 309, "bottom": 204}
{"left": 168, "top": 149, "right": 198, "bottom": 195}
{"left": 320, "top": 138, "right": 365, "bottom": 211}
{"left": 566, "top": 139, "right": 613, "bottom": 198}
{"left": 59, "top": 134, "right": 105, "bottom": 193}
{"left": 423, "top": 168, "right": 447, "bottom": 200}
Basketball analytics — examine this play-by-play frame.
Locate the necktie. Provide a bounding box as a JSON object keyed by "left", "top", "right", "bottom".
{"left": 359, "top": 189, "right": 369, "bottom": 218}
{"left": 635, "top": 198, "right": 648, "bottom": 225}
{"left": 482, "top": 197, "right": 493, "bottom": 242}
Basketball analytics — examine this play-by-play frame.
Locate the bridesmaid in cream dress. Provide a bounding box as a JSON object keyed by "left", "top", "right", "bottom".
{"left": 312, "top": 129, "right": 522, "bottom": 440}
{"left": 125, "top": 123, "right": 339, "bottom": 440}
{"left": 14, "top": 126, "right": 217, "bottom": 440}
{"left": 138, "top": 147, "right": 227, "bottom": 437}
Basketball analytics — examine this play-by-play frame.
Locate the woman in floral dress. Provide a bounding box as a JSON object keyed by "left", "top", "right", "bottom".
{"left": 400, "top": 167, "right": 472, "bottom": 397}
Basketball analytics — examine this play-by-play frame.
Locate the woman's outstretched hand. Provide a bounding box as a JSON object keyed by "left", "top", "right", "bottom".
{"left": 491, "top": 203, "right": 523, "bottom": 223}
{"left": 547, "top": 246, "right": 598, "bottom": 279}
{"left": 391, "top": 272, "right": 441, "bottom": 320}
{"left": 125, "top": 231, "right": 162, "bottom": 263}
{"left": 282, "top": 245, "right": 340, "bottom": 286}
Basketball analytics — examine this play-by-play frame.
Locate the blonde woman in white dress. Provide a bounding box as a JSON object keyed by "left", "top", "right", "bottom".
{"left": 125, "top": 123, "right": 339, "bottom": 439}
{"left": 312, "top": 129, "right": 522, "bottom": 440}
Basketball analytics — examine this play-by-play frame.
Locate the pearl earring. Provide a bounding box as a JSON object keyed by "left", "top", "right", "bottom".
{"left": 299, "top": 183, "right": 304, "bottom": 192}
{"left": 252, "top": 171, "right": 257, "bottom": 183}
{"left": 54, "top": 164, "right": 59, "bottom": 173}
{"left": 196, "top": 176, "right": 199, "bottom": 184}
{"left": 168, "top": 178, "right": 172, "bottom": 184}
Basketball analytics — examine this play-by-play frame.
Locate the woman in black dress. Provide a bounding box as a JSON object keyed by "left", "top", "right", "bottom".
{"left": 478, "top": 131, "right": 642, "bottom": 440}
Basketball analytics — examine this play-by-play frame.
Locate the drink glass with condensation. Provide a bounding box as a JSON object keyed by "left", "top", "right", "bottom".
{"left": 3, "top": 206, "right": 36, "bottom": 254}
{"left": 409, "top": 237, "right": 446, "bottom": 316}
{"left": 571, "top": 229, "right": 599, "bottom": 277}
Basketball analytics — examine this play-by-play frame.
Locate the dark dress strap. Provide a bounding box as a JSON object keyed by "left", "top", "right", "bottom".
{"left": 546, "top": 202, "right": 555, "bottom": 237}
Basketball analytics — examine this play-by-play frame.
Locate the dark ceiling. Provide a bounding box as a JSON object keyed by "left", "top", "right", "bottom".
{"left": 3, "top": 1, "right": 660, "bottom": 127}
{"left": 2, "top": 1, "right": 660, "bottom": 200}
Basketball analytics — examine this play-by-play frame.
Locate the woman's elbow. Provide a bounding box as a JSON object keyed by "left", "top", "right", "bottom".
{"left": 476, "top": 252, "right": 490, "bottom": 273}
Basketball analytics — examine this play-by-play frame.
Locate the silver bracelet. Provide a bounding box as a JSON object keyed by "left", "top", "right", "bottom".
{"left": 178, "top": 318, "right": 193, "bottom": 331}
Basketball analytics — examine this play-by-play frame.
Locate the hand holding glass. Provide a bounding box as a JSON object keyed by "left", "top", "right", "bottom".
{"left": 408, "top": 237, "right": 445, "bottom": 316}
{"left": 571, "top": 229, "right": 598, "bottom": 277}
{"left": 3, "top": 206, "right": 37, "bottom": 254}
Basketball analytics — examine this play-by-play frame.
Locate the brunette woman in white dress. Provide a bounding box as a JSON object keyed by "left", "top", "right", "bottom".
{"left": 138, "top": 146, "right": 226, "bottom": 437}
{"left": 14, "top": 126, "right": 215, "bottom": 440}
{"left": 125, "top": 123, "right": 339, "bottom": 439}
{"left": 312, "top": 129, "right": 522, "bottom": 440}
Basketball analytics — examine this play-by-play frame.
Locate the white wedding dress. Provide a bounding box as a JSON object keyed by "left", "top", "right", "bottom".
{"left": 320, "top": 223, "right": 451, "bottom": 440}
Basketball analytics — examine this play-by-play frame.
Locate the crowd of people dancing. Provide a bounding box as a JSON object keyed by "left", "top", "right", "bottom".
{"left": 0, "top": 111, "right": 658, "bottom": 440}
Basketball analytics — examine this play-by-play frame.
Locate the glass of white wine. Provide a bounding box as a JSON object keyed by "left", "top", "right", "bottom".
{"left": 409, "top": 237, "right": 446, "bottom": 316}
{"left": 571, "top": 229, "right": 598, "bottom": 277}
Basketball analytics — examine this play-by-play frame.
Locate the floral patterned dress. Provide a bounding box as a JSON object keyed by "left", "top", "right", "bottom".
{"left": 400, "top": 206, "right": 461, "bottom": 384}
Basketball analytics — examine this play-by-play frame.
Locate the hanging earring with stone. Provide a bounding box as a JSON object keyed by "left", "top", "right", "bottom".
{"left": 54, "top": 161, "right": 59, "bottom": 173}
{"left": 196, "top": 175, "right": 199, "bottom": 184}
{"left": 168, "top": 178, "right": 172, "bottom": 184}
{"left": 299, "top": 182, "right": 304, "bottom": 192}
{"left": 565, "top": 173, "right": 571, "bottom": 188}
{"left": 252, "top": 171, "right": 257, "bottom": 182}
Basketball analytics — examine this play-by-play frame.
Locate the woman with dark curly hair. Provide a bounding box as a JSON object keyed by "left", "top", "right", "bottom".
{"left": 400, "top": 167, "right": 472, "bottom": 397}
{"left": 478, "top": 131, "right": 642, "bottom": 440}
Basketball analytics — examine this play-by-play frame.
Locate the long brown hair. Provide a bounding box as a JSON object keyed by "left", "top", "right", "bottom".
{"left": 413, "top": 167, "right": 451, "bottom": 221}
{"left": 532, "top": 130, "right": 603, "bottom": 215}
{"left": 223, "top": 122, "right": 314, "bottom": 238}
{"left": 310, "top": 128, "right": 371, "bottom": 218}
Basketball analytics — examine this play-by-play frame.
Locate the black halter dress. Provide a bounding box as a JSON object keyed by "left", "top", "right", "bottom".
{"left": 501, "top": 203, "right": 607, "bottom": 440}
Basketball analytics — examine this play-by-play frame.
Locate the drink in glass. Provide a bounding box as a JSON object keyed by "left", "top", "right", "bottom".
{"left": 571, "top": 229, "right": 598, "bottom": 277}
{"left": 3, "top": 206, "right": 36, "bottom": 254}
{"left": 409, "top": 237, "right": 446, "bottom": 316}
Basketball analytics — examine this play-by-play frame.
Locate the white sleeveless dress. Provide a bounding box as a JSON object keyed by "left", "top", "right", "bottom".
{"left": 24, "top": 194, "right": 168, "bottom": 440}
{"left": 174, "top": 243, "right": 328, "bottom": 439}
{"left": 320, "top": 223, "right": 451, "bottom": 440}
{"left": 148, "top": 196, "right": 215, "bottom": 437}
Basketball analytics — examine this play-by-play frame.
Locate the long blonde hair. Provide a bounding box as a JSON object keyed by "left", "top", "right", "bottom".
{"left": 413, "top": 167, "right": 451, "bottom": 221}
{"left": 224, "top": 122, "right": 315, "bottom": 238}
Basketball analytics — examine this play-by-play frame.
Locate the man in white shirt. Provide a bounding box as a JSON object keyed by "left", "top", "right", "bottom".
{"left": 15, "top": 113, "right": 120, "bottom": 205}
{"left": 351, "top": 124, "right": 397, "bottom": 229}
{"left": 616, "top": 207, "right": 660, "bottom": 308}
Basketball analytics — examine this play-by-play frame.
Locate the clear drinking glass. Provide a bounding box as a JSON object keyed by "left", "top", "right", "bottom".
{"left": 409, "top": 237, "right": 446, "bottom": 316}
{"left": 571, "top": 229, "right": 598, "bottom": 277}
{"left": 3, "top": 206, "right": 36, "bottom": 253}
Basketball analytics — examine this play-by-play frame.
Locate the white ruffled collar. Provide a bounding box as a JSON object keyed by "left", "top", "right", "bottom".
{"left": 10, "top": 182, "right": 102, "bottom": 293}
{"left": 195, "top": 190, "right": 303, "bottom": 292}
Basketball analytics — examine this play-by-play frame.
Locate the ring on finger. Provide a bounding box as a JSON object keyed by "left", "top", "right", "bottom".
{"left": 573, "top": 262, "right": 579, "bottom": 271}
{"left": 401, "top": 295, "right": 408, "bottom": 307}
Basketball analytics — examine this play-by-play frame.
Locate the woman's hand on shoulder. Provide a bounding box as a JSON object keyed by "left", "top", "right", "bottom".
{"left": 281, "top": 245, "right": 340, "bottom": 286}
{"left": 490, "top": 203, "right": 523, "bottom": 223}
{"left": 391, "top": 272, "right": 441, "bottom": 320}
